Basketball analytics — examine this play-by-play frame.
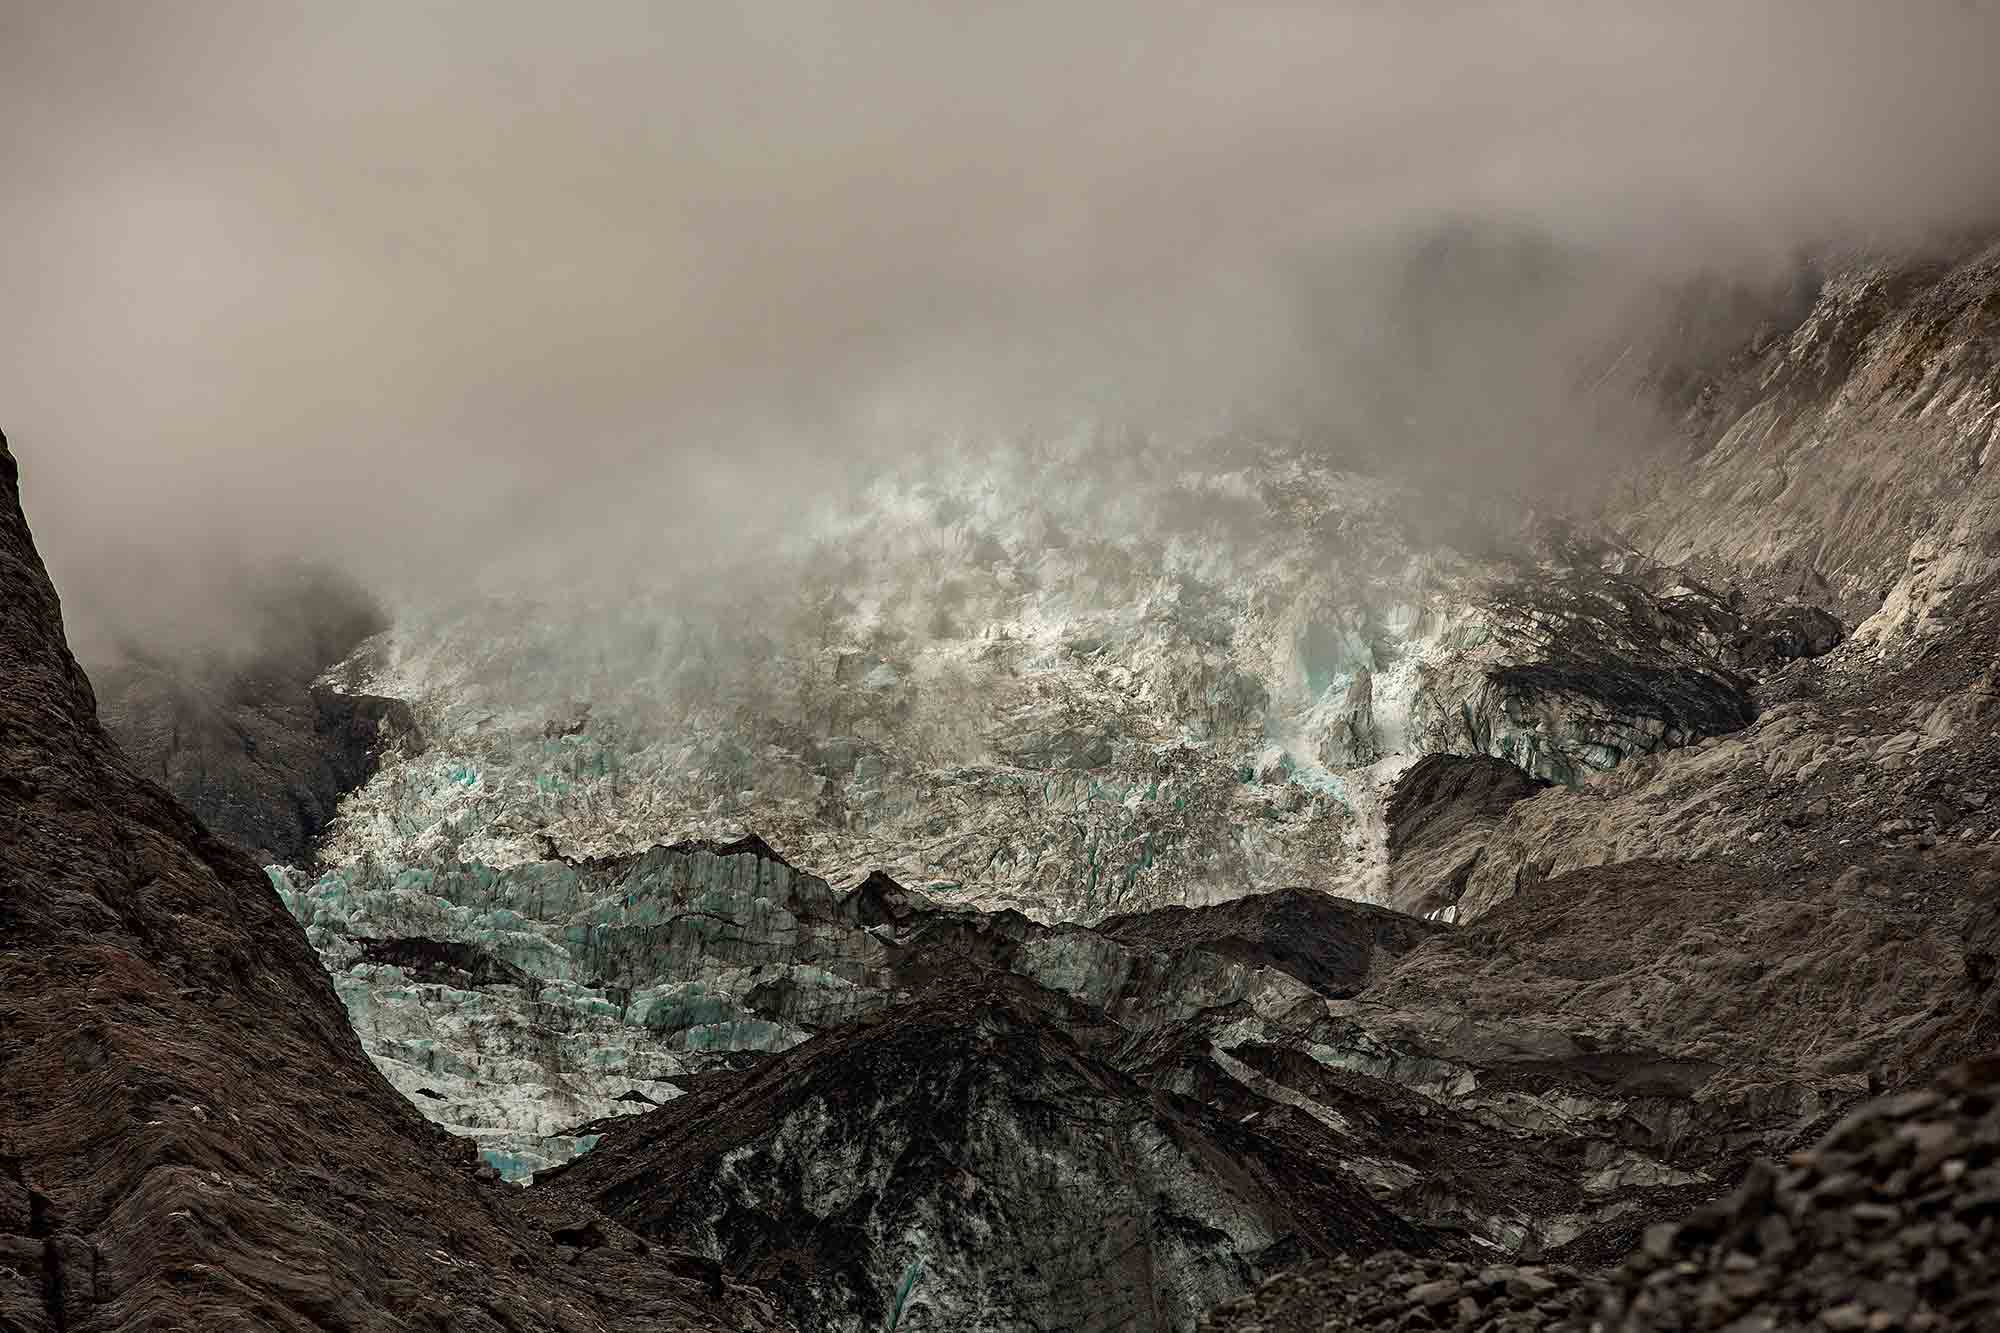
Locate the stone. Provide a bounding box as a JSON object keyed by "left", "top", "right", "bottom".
{"left": 1408, "top": 1279, "right": 1461, "bottom": 1307}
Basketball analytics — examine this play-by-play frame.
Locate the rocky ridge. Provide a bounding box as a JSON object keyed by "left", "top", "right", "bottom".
{"left": 0, "top": 432, "right": 771, "bottom": 1332}
{"left": 541, "top": 974, "right": 1437, "bottom": 1332}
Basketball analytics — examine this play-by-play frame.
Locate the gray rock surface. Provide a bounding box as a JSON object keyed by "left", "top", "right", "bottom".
{"left": 544, "top": 976, "right": 1437, "bottom": 1333}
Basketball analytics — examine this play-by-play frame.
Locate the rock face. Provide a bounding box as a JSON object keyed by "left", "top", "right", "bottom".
{"left": 94, "top": 571, "right": 415, "bottom": 865}
{"left": 1382, "top": 755, "right": 1549, "bottom": 919}
{"left": 0, "top": 434, "right": 767, "bottom": 1331}
{"left": 544, "top": 977, "right": 1435, "bottom": 1333}
{"left": 1093, "top": 886, "right": 1440, "bottom": 998}
{"left": 1627, "top": 239, "right": 2000, "bottom": 652}
{"left": 1341, "top": 854, "right": 1994, "bottom": 1197}
{"left": 1423, "top": 551, "right": 2000, "bottom": 928}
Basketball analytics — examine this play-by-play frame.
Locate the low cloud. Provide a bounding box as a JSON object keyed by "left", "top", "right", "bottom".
{"left": 4, "top": 0, "right": 1997, "bottom": 661}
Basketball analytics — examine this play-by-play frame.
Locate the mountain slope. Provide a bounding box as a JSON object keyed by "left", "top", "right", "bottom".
{"left": 1628, "top": 238, "right": 2000, "bottom": 653}
{"left": 0, "top": 432, "right": 776, "bottom": 1332}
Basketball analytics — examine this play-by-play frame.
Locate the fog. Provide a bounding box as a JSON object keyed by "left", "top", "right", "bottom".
{"left": 4, "top": 0, "right": 1997, "bottom": 664}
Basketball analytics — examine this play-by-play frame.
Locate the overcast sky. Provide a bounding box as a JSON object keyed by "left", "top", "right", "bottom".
{"left": 4, "top": 1, "right": 1997, "bottom": 659}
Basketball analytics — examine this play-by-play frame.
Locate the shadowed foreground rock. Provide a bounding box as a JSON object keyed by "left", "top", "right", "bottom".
{"left": 542, "top": 975, "right": 1437, "bottom": 1332}
{"left": 1200, "top": 1059, "right": 2000, "bottom": 1331}
{"left": 0, "top": 433, "right": 771, "bottom": 1331}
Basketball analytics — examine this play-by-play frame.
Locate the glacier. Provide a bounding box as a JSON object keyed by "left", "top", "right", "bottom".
{"left": 276, "top": 436, "right": 1797, "bottom": 1174}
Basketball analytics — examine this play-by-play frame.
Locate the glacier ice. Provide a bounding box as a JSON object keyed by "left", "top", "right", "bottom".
{"left": 279, "top": 438, "right": 1768, "bottom": 1169}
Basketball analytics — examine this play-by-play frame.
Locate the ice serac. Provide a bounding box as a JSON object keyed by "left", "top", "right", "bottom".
{"left": 277, "top": 833, "right": 1431, "bottom": 1180}
{"left": 0, "top": 431, "right": 769, "bottom": 1332}
{"left": 312, "top": 444, "right": 1829, "bottom": 945}
{"left": 277, "top": 835, "right": 927, "bottom": 1178}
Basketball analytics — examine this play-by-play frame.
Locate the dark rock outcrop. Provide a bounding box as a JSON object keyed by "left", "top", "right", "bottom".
{"left": 93, "top": 576, "right": 413, "bottom": 865}
{"left": 1094, "top": 886, "right": 1440, "bottom": 999}
{"left": 1379, "top": 513, "right": 1841, "bottom": 789}
{"left": 355, "top": 936, "right": 540, "bottom": 990}
{"left": 1383, "top": 755, "right": 1549, "bottom": 918}
{"left": 1460, "top": 542, "right": 1773, "bottom": 783}
{"left": 544, "top": 975, "right": 1438, "bottom": 1333}
{"left": 0, "top": 432, "right": 767, "bottom": 1332}
{"left": 1734, "top": 604, "right": 1846, "bottom": 670}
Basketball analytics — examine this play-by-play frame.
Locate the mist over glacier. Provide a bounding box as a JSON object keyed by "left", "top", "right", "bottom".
{"left": 5, "top": 0, "right": 1999, "bottom": 666}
